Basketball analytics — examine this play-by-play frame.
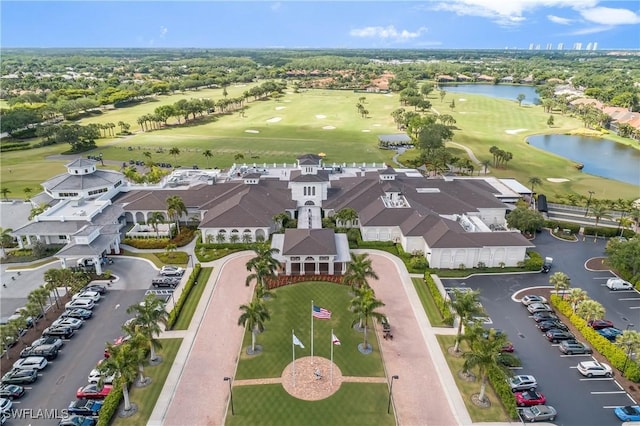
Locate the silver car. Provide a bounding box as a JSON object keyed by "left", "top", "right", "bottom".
{"left": 520, "top": 405, "right": 557, "bottom": 422}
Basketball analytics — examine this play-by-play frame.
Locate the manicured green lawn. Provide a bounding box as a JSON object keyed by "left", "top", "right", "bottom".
{"left": 411, "top": 277, "right": 450, "bottom": 327}
{"left": 120, "top": 249, "right": 186, "bottom": 268}
{"left": 235, "top": 282, "right": 385, "bottom": 379}
{"left": 111, "top": 338, "right": 182, "bottom": 426}
{"left": 225, "top": 382, "right": 395, "bottom": 426}
{"left": 172, "top": 267, "right": 213, "bottom": 330}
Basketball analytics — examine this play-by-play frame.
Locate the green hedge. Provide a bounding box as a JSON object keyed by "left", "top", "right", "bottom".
{"left": 97, "top": 377, "right": 124, "bottom": 426}
{"left": 544, "top": 221, "right": 581, "bottom": 234}
{"left": 524, "top": 250, "right": 543, "bottom": 271}
{"left": 167, "top": 263, "right": 202, "bottom": 329}
{"left": 583, "top": 226, "right": 621, "bottom": 238}
{"left": 423, "top": 274, "right": 453, "bottom": 325}
{"left": 550, "top": 294, "right": 640, "bottom": 382}
{"left": 488, "top": 367, "right": 518, "bottom": 419}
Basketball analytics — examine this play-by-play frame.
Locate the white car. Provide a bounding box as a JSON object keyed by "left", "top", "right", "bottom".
{"left": 160, "top": 266, "right": 185, "bottom": 276}
{"left": 521, "top": 295, "right": 548, "bottom": 306}
{"left": 52, "top": 317, "right": 84, "bottom": 330}
{"left": 577, "top": 361, "right": 613, "bottom": 377}
{"left": 12, "top": 356, "right": 48, "bottom": 371}
{"left": 0, "top": 398, "right": 11, "bottom": 414}
{"left": 65, "top": 298, "right": 95, "bottom": 310}
{"left": 606, "top": 278, "right": 633, "bottom": 291}
{"left": 72, "top": 291, "right": 101, "bottom": 302}
{"left": 527, "top": 303, "right": 553, "bottom": 314}
{"left": 87, "top": 360, "right": 115, "bottom": 384}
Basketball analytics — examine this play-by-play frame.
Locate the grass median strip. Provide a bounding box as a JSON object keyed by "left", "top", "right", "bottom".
{"left": 172, "top": 267, "right": 212, "bottom": 330}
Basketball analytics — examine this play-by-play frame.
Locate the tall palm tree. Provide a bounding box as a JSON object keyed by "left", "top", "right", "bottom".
{"left": 449, "top": 288, "right": 484, "bottom": 353}
{"left": 121, "top": 323, "right": 153, "bottom": 384}
{"left": 28, "top": 286, "right": 50, "bottom": 319}
{"left": 566, "top": 288, "right": 588, "bottom": 312}
{"left": 28, "top": 204, "right": 48, "bottom": 220}
{"left": 166, "top": 195, "right": 187, "bottom": 234}
{"left": 0, "top": 188, "right": 11, "bottom": 201}
{"left": 549, "top": 272, "right": 571, "bottom": 295}
{"left": 202, "top": 149, "right": 213, "bottom": 168}
{"left": 527, "top": 176, "right": 542, "bottom": 198}
{"left": 126, "top": 294, "right": 168, "bottom": 362}
{"left": 589, "top": 204, "right": 611, "bottom": 240}
{"left": 480, "top": 159, "right": 491, "bottom": 175}
{"left": 334, "top": 208, "right": 358, "bottom": 228}
{"left": 0, "top": 325, "right": 18, "bottom": 359}
{"left": 23, "top": 187, "right": 33, "bottom": 200}
{"left": 238, "top": 299, "right": 271, "bottom": 354}
{"left": 245, "top": 246, "right": 281, "bottom": 290}
{"left": 169, "top": 147, "right": 180, "bottom": 163}
{"left": 147, "top": 212, "right": 165, "bottom": 238}
{"left": 576, "top": 299, "right": 605, "bottom": 322}
{"left": 615, "top": 330, "right": 640, "bottom": 361}
{"left": 342, "top": 253, "right": 379, "bottom": 290}
{"left": 272, "top": 212, "right": 290, "bottom": 231}
{"left": 350, "top": 286, "right": 386, "bottom": 350}
{"left": 100, "top": 340, "right": 140, "bottom": 412}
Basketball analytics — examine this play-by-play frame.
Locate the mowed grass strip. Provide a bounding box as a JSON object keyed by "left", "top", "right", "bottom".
{"left": 172, "top": 267, "right": 213, "bottom": 330}
{"left": 411, "top": 277, "right": 450, "bottom": 327}
{"left": 225, "top": 382, "right": 395, "bottom": 426}
{"left": 235, "top": 282, "right": 385, "bottom": 379}
{"left": 111, "top": 338, "right": 182, "bottom": 426}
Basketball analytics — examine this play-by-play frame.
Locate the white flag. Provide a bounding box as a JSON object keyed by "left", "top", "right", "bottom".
{"left": 293, "top": 333, "right": 305, "bottom": 348}
{"left": 332, "top": 333, "right": 341, "bottom": 345}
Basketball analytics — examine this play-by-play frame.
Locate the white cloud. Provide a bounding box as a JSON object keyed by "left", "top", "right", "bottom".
{"left": 349, "top": 25, "right": 427, "bottom": 42}
{"left": 562, "top": 25, "right": 613, "bottom": 36}
{"left": 160, "top": 26, "right": 168, "bottom": 38}
{"left": 547, "top": 14, "right": 573, "bottom": 25}
{"left": 580, "top": 7, "right": 640, "bottom": 25}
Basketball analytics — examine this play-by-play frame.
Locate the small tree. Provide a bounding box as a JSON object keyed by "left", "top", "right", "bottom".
{"left": 516, "top": 93, "right": 526, "bottom": 106}
{"left": 576, "top": 299, "right": 605, "bottom": 322}
{"left": 549, "top": 272, "right": 571, "bottom": 295}
{"left": 547, "top": 115, "right": 555, "bottom": 127}
{"left": 449, "top": 288, "right": 484, "bottom": 353}
{"left": 238, "top": 300, "right": 270, "bottom": 354}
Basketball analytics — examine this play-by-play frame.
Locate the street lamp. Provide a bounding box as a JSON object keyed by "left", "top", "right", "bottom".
{"left": 223, "top": 376, "right": 235, "bottom": 415}
{"left": 387, "top": 375, "right": 399, "bottom": 414}
{"left": 622, "top": 324, "right": 635, "bottom": 377}
{"left": 188, "top": 254, "right": 193, "bottom": 268}
{"left": 584, "top": 190, "right": 595, "bottom": 217}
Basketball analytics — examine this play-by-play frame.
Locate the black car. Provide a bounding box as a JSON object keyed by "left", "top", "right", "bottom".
{"left": 59, "top": 415, "right": 97, "bottom": 426}
{"left": 67, "top": 399, "right": 104, "bottom": 417}
{"left": 1, "top": 368, "right": 38, "bottom": 384}
{"left": 545, "top": 329, "right": 575, "bottom": 343}
{"left": 83, "top": 285, "right": 107, "bottom": 295}
{"left": 536, "top": 320, "right": 569, "bottom": 332}
{"left": 0, "top": 384, "right": 25, "bottom": 399}
{"left": 532, "top": 312, "right": 559, "bottom": 323}
{"left": 31, "top": 336, "right": 64, "bottom": 350}
{"left": 151, "top": 277, "right": 179, "bottom": 288}
{"left": 62, "top": 308, "right": 93, "bottom": 320}
{"left": 43, "top": 326, "right": 75, "bottom": 339}
{"left": 20, "top": 344, "right": 58, "bottom": 360}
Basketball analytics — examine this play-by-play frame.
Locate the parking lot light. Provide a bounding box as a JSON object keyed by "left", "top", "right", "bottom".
{"left": 224, "top": 376, "right": 234, "bottom": 415}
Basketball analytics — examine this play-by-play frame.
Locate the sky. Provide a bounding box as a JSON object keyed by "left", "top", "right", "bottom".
{"left": 1, "top": 0, "right": 639, "bottom": 50}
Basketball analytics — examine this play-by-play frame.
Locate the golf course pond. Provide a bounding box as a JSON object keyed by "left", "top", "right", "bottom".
{"left": 527, "top": 134, "right": 640, "bottom": 186}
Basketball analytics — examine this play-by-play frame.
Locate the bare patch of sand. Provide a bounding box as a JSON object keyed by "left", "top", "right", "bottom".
{"left": 372, "top": 124, "right": 381, "bottom": 127}
{"left": 459, "top": 98, "right": 467, "bottom": 101}
{"left": 284, "top": 100, "right": 292, "bottom": 103}
{"left": 505, "top": 128, "right": 528, "bottom": 135}
{"left": 322, "top": 126, "right": 336, "bottom": 130}
{"left": 384, "top": 93, "right": 393, "bottom": 97}
{"left": 275, "top": 106, "right": 286, "bottom": 111}
{"left": 266, "top": 117, "right": 282, "bottom": 123}
{"left": 547, "top": 178, "right": 570, "bottom": 183}
{"left": 362, "top": 129, "right": 371, "bottom": 132}
{"left": 244, "top": 130, "right": 260, "bottom": 134}
{"left": 315, "top": 114, "right": 326, "bottom": 119}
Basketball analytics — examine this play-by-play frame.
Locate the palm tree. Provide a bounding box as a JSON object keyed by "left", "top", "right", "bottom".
{"left": 0, "top": 325, "right": 18, "bottom": 359}
{"left": 147, "top": 212, "right": 165, "bottom": 238}
{"left": 449, "top": 288, "right": 484, "bottom": 353}
{"left": 28, "top": 286, "right": 50, "bottom": 319}
{"left": 615, "top": 330, "right": 640, "bottom": 362}
{"left": 576, "top": 299, "right": 605, "bottom": 322}
{"left": 43, "top": 279, "right": 61, "bottom": 309}
{"left": 589, "top": 204, "right": 611, "bottom": 240}
{"left": 202, "top": 149, "right": 213, "bottom": 168}
{"left": 23, "top": 187, "right": 33, "bottom": 200}
{"left": 350, "top": 286, "right": 386, "bottom": 351}
{"left": 334, "top": 208, "right": 358, "bottom": 228}
{"left": 480, "top": 159, "right": 491, "bottom": 175}
{"left": 549, "top": 272, "right": 571, "bottom": 295}
{"left": 121, "top": 323, "right": 154, "bottom": 384}
{"left": 245, "top": 246, "right": 280, "bottom": 289}
{"left": 28, "top": 204, "right": 48, "bottom": 220}
{"left": 272, "top": 212, "right": 290, "bottom": 231}
{"left": 166, "top": 195, "right": 187, "bottom": 234}
{"left": 0, "top": 227, "right": 14, "bottom": 259}
{"left": 566, "top": 288, "right": 588, "bottom": 312}
{"left": 100, "top": 340, "right": 140, "bottom": 412}
{"left": 7, "top": 317, "right": 28, "bottom": 346}
{"left": 1, "top": 188, "right": 11, "bottom": 201}
{"left": 238, "top": 299, "right": 270, "bottom": 354}
{"left": 528, "top": 177, "right": 542, "bottom": 198}
{"left": 126, "top": 294, "right": 168, "bottom": 362}
{"left": 342, "top": 253, "right": 378, "bottom": 290}
{"left": 169, "top": 147, "right": 180, "bottom": 163}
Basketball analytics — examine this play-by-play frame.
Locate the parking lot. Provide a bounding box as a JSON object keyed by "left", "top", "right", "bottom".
{"left": 444, "top": 232, "right": 638, "bottom": 426}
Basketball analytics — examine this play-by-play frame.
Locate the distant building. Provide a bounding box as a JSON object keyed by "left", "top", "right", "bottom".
{"left": 557, "top": 43, "right": 564, "bottom": 50}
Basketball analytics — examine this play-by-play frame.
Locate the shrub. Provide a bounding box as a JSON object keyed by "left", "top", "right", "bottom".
{"left": 544, "top": 220, "right": 581, "bottom": 234}
{"left": 409, "top": 256, "right": 429, "bottom": 272}
{"left": 488, "top": 366, "right": 518, "bottom": 419}
{"left": 424, "top": 274, "right": 453, "bottom": 324}
{"left": 97, "top": 377, "right": 124, "bottom": 426}
{"left": 166, "top": 263, "right": 202, "bottom": 330}
{"left": 524, "top": 250, "right": 543, "bottom": 271}
{"left": 583, "top": 226, "right": 619, "bottom": 238}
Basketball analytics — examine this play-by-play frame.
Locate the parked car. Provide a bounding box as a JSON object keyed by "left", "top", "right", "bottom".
{"left": 12, "top": 356, "right": 48, "bottom": 371}
{"left": 19, "top": 344, "right": 58, "bottom": 360}
{"left": 606, "top": 278, "right": 633, "bottom": 290}
{"left": 500, "top": 342, "right": 515, "bottom": 353}
{"left": 62, "top": 308, "right": 93, "bottom": 320}
{"left": 558, "top": 340, "right": 593, "bottom": 355}
{"left": 1, "top": 369, "right": 38, "bottom": 385}
{"left": 0, "top": 398, "right": 11, "bottom": 414}
{"left": 59, "top": 415, "right": 97, "bottom": 426}
{"left": 83, "top": 284, "right": 107, "bottom": 294}
{"left": 508, "top": 375, "right": 537, "bottom": 392}
{"left": 87, "top": 361, "right": 115, "bottom": 385}
{"left": 52, "top": 317, "right": 84, "bottom": 330}
{"left": 521, "top": 295, "right": 548, "bottom": 306}
{"left": 597, "top": 327, "right": 623, "bottom": 342}
{"left": 0, "top": 384, "right": 25, "bottom": 400}
{"left": 160, "top": 265, "right": 185, "bottom": 276}
{"left": 541, "top": 257, "right": 553, "bottom": 273}
{"left": 577, "top": 361, "right": 613, "bottom": 377}
{"left": 527, "top": 303, "right": 553, "bottom": 314}
{"left": 72, "top": 291, "right": 101, "bottom": 303}
{"left": 31, "top": 336, "right": 63, "bottom": 350}
{"left": 614, "top": 405, "right": 640, "bottom": 422}
{"left": 545, "top": 329, "right": 575, "bottom": 343}
{"left": 67, "top": 399, "right": 104, "bottom": 417}
{"left": 104, "top": 335, "right": 130, "bottom": 358}
{"left": 514, "top": 390, "right": 546, "bottom": 407}
{"left": 531, "top": 312, "right": 559, "bottom": 323}
{"left": 76, "top": 384, "right": 113, "bottom": 400}
{"left": 43, "top": 325, "right": 75, "bottom": 339}
{"left": 151, "top": 277, "right": 180, "bottom": 288}
{"left": 537, "top": 320, "right": 569, "bottom": 332}
{"left": 65, "top": 299, "right": 95, "bottom": 311}
{"left": 587, "top": 319, "right": 614, "bottom": 330}
{"left": 520, "top": 405, "right": 557, "bottom": 422}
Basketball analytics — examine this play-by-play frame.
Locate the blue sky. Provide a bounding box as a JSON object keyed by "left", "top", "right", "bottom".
{"left": 1, "top": 1, "right": 639, "bottom": 50}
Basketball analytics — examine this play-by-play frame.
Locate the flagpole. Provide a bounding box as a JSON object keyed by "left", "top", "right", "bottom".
{"left": 292, "top": 329, "right": 296, "bottom": 387}
{"left": 311, "top": 300, "right": 314, "bottom": 362}
{"left": 330, "top": 328, "right": 334, "bottom": 386}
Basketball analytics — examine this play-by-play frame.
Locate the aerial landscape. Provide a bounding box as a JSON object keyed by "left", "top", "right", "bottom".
{"left": 0, "top": 1, "right": 639, "bottom": 426}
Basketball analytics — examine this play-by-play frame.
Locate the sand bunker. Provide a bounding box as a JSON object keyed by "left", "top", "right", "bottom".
{"left": 547, "top": 178, "right": 570, "bottom": 183}
{"left": 322, "top": 126, "right": 336, "bottom": 130}
{"left": 244, "top": 130, "right": 260, "bottom": 134}
{"left": 362, "top": 129, "right": 371, "bottom": 132}
{"left": 266, "top": 117, "right": 282, "bottom": 123}
{"left": 459, "top": 98, "right": 467, "bottom": 101}
{"left": 284, "top": 100, "right": 292, "bottom": 103}
{"left": 315, "top": 114, "right": 326, "bottom": 119}
{"left": 384, "top": 93, "right": 393, "bottom": 97}
{"left": 373, "top": 124, "right": 381, "bottom": 127}
{"left": 505, "top": 129, "right": 527, "bottom": 135}
{"left": 275, "top": 106, "right": 286, "bottom": 111}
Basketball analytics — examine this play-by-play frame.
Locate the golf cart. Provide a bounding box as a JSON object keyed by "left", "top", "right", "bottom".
{"left": 542, "top": 257, "right": 553, "bottom": 273}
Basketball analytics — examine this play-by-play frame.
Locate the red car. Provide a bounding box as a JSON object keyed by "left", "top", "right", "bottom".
{"left": 588, "top": 319, "right": 614, "bottom": 330}
{"left": 515, "top": 390, "right": 546, "bottom": 407}
{"left": 104, "top": 335, "right": 131, "bottom": 358}
{"left": 76, "top": 384, "right": 113, "bottom": 399}
{"left": 500, "top": 342, "right": 515, "bottom": 353}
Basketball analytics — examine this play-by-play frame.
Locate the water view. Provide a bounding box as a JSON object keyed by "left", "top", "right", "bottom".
{"left": 439, "top": 84, "right": 540, "bottom": 105}
{"left": 527, "top": 134, "right": 640, "bottom": 186}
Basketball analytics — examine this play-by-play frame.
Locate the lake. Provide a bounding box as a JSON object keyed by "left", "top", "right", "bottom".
{"left": 527, "top": 134, "right": 640, "bottom": 186}
{"left": 439, "top": 84, "right": 540, "bottom": 105}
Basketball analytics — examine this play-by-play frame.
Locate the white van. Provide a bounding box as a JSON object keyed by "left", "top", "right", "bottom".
{"left": 65, "top": 298, "right": 95, "bottom": 310}
{"left": 606, "top": 278, "right": 633, "bottom": 291}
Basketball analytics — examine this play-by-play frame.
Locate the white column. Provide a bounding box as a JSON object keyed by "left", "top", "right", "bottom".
{"left": 329, "top": 261, "right": 334, "bottom": 275}
{"left": 315, "top": 260, "right": 319, "bottom": 275}
{"left": 94, "top": 257, "right": 103, "bottom": 275}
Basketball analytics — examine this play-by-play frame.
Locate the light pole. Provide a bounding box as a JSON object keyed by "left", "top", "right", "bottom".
{"left": 387, "top": 375, "right": 399, "bottom": 414}
{"left": 188, "top": 254, "right": 193, "bottom": 268}
{"left": 584, "top": 190, "right": 595, "bottom": 217}
{"left": 224, "top": 376, "right": 235, "bottom": 415}
{"left": 622, "top": 324, "right": 635, "bottom": 378}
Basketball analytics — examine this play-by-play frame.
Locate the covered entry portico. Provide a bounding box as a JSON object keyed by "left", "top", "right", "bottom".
{"left": 55, "top": 225, "right": 121, "bottom": 275}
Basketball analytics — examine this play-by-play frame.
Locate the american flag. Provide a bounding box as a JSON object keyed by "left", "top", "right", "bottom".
{"left": 312, "top": 305, "right": 332, "bottom": 319}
